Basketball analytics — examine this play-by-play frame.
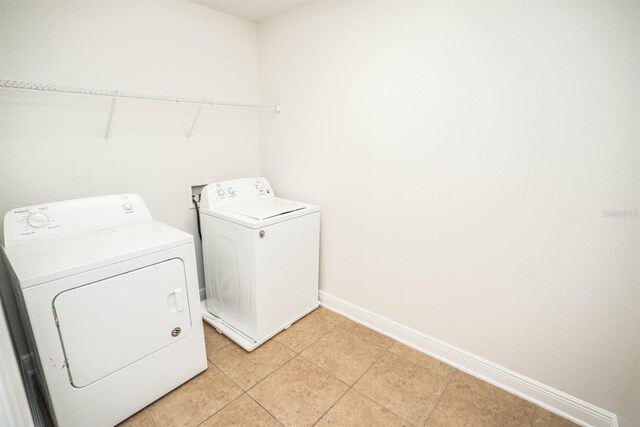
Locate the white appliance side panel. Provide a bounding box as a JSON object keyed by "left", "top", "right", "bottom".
{"left": 54, "top": 259, "right": 191, "bottom": 388}
{"left": 202, "top": 216, "right": 257, "bottom": 339}
{"left": 0, "top": 301, "right": 34, "bottom": 427}
{"left": 255, "top": 212, "right": 320, "bottom": 340}
{"left": 21, "top": 245, "right": 207, "bottom": 427}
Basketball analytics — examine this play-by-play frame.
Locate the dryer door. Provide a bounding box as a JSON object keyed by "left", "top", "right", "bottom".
{"left": 53, "top": 258, "right": 191, "bottom": 388}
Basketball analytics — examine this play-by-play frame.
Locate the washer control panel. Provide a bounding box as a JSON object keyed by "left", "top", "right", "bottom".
{"left": 2, "top": 194, "right": 152, "bottom": 248}
{"left": 200, "top": 177, "right": 274, "bottom": 210}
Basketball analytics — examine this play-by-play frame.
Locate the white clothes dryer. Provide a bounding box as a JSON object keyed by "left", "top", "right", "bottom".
{"left": 1, "top": 195, "right": 207, "bottom": 427}
{"left": 199, "top": 178, "right": 320, "bottom": 351}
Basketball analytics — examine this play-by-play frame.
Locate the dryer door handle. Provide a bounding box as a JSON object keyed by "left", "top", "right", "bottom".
{"left": 167, "top": 288, "right": 186, "bottom": 313}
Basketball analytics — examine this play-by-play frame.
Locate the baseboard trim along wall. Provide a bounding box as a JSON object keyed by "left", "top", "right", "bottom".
{"left": 318, "top": 290, "right": 618, "bottom": 427}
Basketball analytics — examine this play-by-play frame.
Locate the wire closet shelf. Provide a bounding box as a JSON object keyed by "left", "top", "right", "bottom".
{"left": 0, "top": 78, "right": 280, "bottom": 140}
{"left": 0, "top": 79, "right": 280, "bottom": 112}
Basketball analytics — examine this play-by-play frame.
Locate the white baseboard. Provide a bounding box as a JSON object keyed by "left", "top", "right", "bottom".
{"left": 318, "top": 290, "right": 618, "bottom": 427}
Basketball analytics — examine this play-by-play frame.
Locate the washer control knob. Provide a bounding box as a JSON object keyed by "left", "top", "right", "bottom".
{"left": 27, "top": 212, "right": 49, "bottom": 228}
{"left": 123, "top": 202, "right": 133, "bottom": 211}
{"left": 256, "top": 182, "right": 265, "bottom": 191}
{"left": 218, "top": 189, "right": 225, "bottom": 197}
{"left": 228, "top": 187, "right": 235, "bottom": 195}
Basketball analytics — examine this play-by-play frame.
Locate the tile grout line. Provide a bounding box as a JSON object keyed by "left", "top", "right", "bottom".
{"left": 245, "top": 393, "right": 286, "bottom": 426}
{"left": 247, "top": 355, "right": 339, "bottom": 426}
{"left": 349, "top": 344, "right": 389, "bottom": 385}
{"left": 300, "top": 322, "right": 424, "bottom": 426}
{"left": 194, "top": 392, "right": 246, "bottom": 427}
{"left": 201, "top": 310, "right": 358, "bottom": 427}
{"left": 204, "top": 313, "right": 551, "bottom": 427}
{"left": 421, "top": 368, "right": 457, "bottom": 426}
{"left": 207, "top": 357, "right": 244, "bottom": 391}
{"left": 311, "top": 382, "right": 351, "bottom": 426}
{"left": 200, "top": 342, "right": 299, "bottom": 426}
{"left": 210, "top": 342, "right": 297, "bottom": 392}
{"left": 298, "top": 352, "right": 352, "bottom": 389}
{"left": 276, "top": 316, "right": 344, "bottom": 355}
{"left": 254, "top": 313, "right": 350, "bottom": 426}
{"left": 203, "top": 322, "right": 233, "bottom": 349}
{"left": 203, "top": 314, "right": 457, "bottom": 427}
{"left": 349, "top": 349, "right": 417, "bottom": 425}
{"left": 194, "top": 362, "right": 246, "bottom": 426}
{"left": 273, "top": 337, "right": 300, "bottom": 354}
{"left": 246, "top": 354, "right": 300, "bottom": 394}
{"left": 295, "top": 315, "right": 392, "bottom": 388}
{"left": 356, "top": 349, "right": 458, "bottom": 427}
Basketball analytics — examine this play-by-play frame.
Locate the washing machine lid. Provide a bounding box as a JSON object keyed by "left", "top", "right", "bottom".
{"left": 2, "top": 221, "right": 192, "bottom": 289}
{"left": 225, "top": 199, "right": 306, "bottom": 220}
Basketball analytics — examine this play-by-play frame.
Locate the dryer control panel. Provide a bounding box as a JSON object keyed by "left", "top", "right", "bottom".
{"left": 2, "top": 194, "right": 151, "bottom": 248}
{"left": 200, "top": 177, "right": 274, "bottom": 211}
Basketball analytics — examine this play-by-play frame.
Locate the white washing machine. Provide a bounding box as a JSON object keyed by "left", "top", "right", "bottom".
{"left": 1, "top": 195, "right": 207, "bottom": 427}
{"left": 200, "top": 177, "right": 320, "bottom": 351}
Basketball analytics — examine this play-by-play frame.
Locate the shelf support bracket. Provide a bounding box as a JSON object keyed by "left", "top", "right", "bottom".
{"left": 104, "top": 92, "right": 118, "bottom": 141}
{"left": 186, "top": 104, "right": 204, "bottom": 142}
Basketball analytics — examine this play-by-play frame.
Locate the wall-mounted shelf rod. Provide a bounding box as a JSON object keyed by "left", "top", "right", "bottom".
{"left": 0, "top": 78, "right": 281, "bottom": 112}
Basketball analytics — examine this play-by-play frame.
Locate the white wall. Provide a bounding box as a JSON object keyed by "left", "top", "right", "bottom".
{"left": 258, "top": 0, "right": 640, "bottom": 413}
{"left": 0, "top": 1, "right": 260, "bottom": 352}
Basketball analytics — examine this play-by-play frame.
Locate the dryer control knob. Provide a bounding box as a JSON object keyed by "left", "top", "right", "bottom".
{"left": 123, "top": 202, "right": 133, "bottom": 211}
{"left": 228, "top": 187, "right": 235, "bottom": 195}
{"left": 27, "top": 212, "right": 49, "bottom": 228}
{"left": 256, "top": 182, "right": 265, "bottom": 191}
{"left": 218, "top": 189, "right": 225, "bottom": 197}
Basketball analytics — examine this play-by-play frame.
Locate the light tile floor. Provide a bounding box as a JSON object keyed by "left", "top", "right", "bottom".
{"left": 120, "top": 307, "right": 578, "bottom": 427}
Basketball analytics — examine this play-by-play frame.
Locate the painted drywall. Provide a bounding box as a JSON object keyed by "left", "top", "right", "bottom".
{"left": 620, "top": 346, "right": 640, "bottom": 426}
{"left": 258, "top": 0, "right": 640, "bottom": 413}
{"left": 0, "top": 1, "right": 260, "bottom": 353}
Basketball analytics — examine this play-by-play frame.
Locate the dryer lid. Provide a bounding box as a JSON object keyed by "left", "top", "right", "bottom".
{"left": 225, "top": 199, "right": 306, "bottom": 220}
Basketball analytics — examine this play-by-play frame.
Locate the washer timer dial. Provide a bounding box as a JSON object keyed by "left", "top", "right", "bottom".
{"left": 27, "top": 212, "right": 49, "bottom": 228}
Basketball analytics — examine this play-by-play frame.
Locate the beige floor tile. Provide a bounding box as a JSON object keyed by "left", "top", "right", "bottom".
{"left": 388, "top": 342, "right": 457, "bottom": 380}
{"left": 147, "top": 363, "right": 242, "bottom": 427}
{"left": 338, "top": 319, "right": 396, "bottom": 349}
{"left": 274, "top": 308, "right": 342, "bottom": 353}
{"left": 426, "top": 383, "right": 505, "bottom": 427}
{"left": 210, "top": 339, "right": 295, "bottom": 390}
{"left": 301, "top": 327, "right": 386, "bottom": 385}
{"left": 248, "top": 356, "right": 349, "bottom": 426}
{"left": 425, "top": 406, "right": 495, "bottom": 427}
{"left": 199, "top": 394, "right": 281, "bottom": 427}
{"left": 316, "top": 389, "right": 410, "bottom": 427}
{"left": 353, "top": 352, "right": 449, "bottom": 426}
{"left": 203, "top": 321, "right": 233, "bottom": 356}
{"left": 531, "top": 407, "right": 579, "bottom": 426}
{"left": 117, "top": 409, "right": 156, "bottom": 427}
{"left": 428, "top": 371, "right": 536, "bottom": 427}
{"left": 315, "top": 306, "right": 349, "bottom": 326}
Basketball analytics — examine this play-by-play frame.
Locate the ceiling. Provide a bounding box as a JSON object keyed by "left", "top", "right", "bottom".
{"left": 190, "top": 0, "right": 316, "bottom": 22}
